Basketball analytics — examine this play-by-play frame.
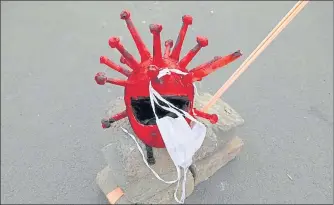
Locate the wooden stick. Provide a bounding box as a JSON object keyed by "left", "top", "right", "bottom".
{"left": 222, "top": 0, "right": 303, "bottom": 84}
{"left": 203, "top": 0, "right": 309, "bottom": 112}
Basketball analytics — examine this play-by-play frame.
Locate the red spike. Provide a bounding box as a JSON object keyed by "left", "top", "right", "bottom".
{"left": 106, "top": 78, "right": 128, "bottom": 87}
{"left": 190, "top": 56, "right": 221, "bottom": 74}
{"left": 209, "top": 50, "right": 242, "bottom": 69}
{"left": 101, "top": 110, "right": 127, "bottom": 129}
{"left": 149, "top": 24, "right": 163, "bottom": 66}
{"left": 120, "top": 56, "right": 130, "bottom": 67}
{"left": 193, "top": 108, "right": 218, "bottom": 124}
{"left": 94, "top": 72, "right": 129, "bottom": 87}
{"left": 120, "top": 10, "right": 151, "bottom": 62}
{"left": 189, "top": 50, "right": 242, "bottom": 82}
{"left": 109, "top": 37, "right": 141, "bottom": 70}
{"left": 179, "top": 36, "right": 208, "bottom": 69}
{"left": 100, "top": 56, "right": 132, "bottom": 77}
{"left": 164, "top": 39, "right": 173, "bottom": 58}
{"left": 109, "top": 110, "right": 127, "bottom": 121}
{"left": 170, "top": 15, "right": 193, "bottom": 61}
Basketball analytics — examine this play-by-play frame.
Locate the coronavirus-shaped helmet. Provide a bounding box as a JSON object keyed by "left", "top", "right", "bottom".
{"left": 95, "top": 10, "right": 242, "bottom": 148}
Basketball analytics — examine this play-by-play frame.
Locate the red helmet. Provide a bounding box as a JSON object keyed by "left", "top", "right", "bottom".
{"left": 95, "top": 10, "right": 242, "bottom": 148}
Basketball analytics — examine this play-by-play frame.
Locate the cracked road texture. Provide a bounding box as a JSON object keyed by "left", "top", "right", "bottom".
{"left": 1, "top": 1, "right": 333, "bottom": 204}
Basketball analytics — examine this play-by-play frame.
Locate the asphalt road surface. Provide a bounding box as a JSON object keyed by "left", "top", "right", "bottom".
{"left": 1, "top": 1, "right": 333, "bottom": 204}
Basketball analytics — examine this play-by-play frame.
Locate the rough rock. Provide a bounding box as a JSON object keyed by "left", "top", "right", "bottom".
{"left": 138, "top": 170, "right": 194, "bottom": 204}
{"left": 144, "top": 170, "right": 194, "bottom": 204}
{"left": 193, "top": 92, "right": 245, "bottom": 133}
{"left": 97, "top": 136, "right": 243, "bottom": 204}
{"left": 101, "top": 118, "right": 178, "bottom": 184}
{"left": 102, "top": 93, "right": 244, "bottom": 168}
{"left": 193, "top": 120, "right": 236, "bottom": 162}
{"left": 96, "top": 165, "right": 194, "bottom": 204}
{"left": 98, "top": 92, "right": 245, "bottom": 203}
{"left": 101, "top": 118, "right": 193, "bottom": 202}
{"left": 191, "top": 136, "right": 244, "bottom": 186}
{"left": 96, "top": 166, "right": 132, "bottom": 204}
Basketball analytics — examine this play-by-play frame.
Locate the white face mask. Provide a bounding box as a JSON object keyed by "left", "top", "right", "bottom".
{"left": 122, "top": 68, "right": 207, "bottom": 204}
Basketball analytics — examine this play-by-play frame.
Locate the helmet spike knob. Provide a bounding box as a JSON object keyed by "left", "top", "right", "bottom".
{"left": 179, "top": 36, "right": 208, "bottom": 69}
{"left": 149, "top": 24, "right": 163, "bottom": 66}
{"left": 170, "top": 15, "right": 193, "bottom": 61}
{"left": 109, "top": 37, "right": 141, "bottom": 70}
{"left": 95, "top": 10, "right": 243, "bottom": 148}
{"left": 120, "top": 10, "right": 151, "bottom": 62}
{"left": 94, "top": 72, "right": 129, "bottom": 87}
{"left": 100, "top": 56, "right": 132, "bottom": 77}
{"left": 164, "top": 39, "right": 173, "bottom": 58}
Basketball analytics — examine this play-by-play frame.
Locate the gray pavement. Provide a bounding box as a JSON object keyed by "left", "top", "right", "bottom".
{"left": 1, "top": 1, "right": 333, "bottom": 204}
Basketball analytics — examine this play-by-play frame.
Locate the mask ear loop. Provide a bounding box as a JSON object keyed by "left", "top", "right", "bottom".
{"left": 150, "top": 68, "right": 200, "bottom": 124}
{"left": 119, "top": 78, "right": 182, "bottom": 185}
{"left": 122, "top": 68, "right": 202, "bottom": 204}
{"left": 149, "top": 70, "right": 198, "bottom": 204}
{"left": 150, "top": 83, "right": 199, "bottom": 124}
{"left": 149, "top": 82, "right": 184, "bottom": 118}
{"left": 122, "top": 83, "right": 181, "bottom": 184}
{"left": 149, "top": 82, "right": 188, "bottom": 204}
{"left": 149, "top": 81, "right": 185, "bottom": 163}
{"left": 120, "top": 127, "right": 179, "bottom": 184}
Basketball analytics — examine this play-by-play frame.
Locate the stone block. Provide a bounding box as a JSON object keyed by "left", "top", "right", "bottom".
{"left": 98, "top": 92, "right": 245, "bottom": 203}
{"left": 102, "top": 93, "right": 244, "bottom": 172}
{"left": 101, "top": 118, "right": 178, "bottom": 184}
{"left": 193, "top": 92, "right": 244, "bottom": 133}
{"left": 96, "top": 165, "right": 194, "bottom": 204}
{"left": 191, "top": 136, "right": 244, "bottom": 186}
{"left": 96, "top": 166, "right": 132, "bottom": 204}
{"left": 138, "top": 170, "right": 194, "bottom": 204}
{"left": 97, "top": 136, "right": 243, "bottom": 204}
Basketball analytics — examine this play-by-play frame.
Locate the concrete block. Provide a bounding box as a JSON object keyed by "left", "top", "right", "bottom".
{"left": 101, "top": 118, "right": 192, "bottom": 202}
{"left": 98, "top": 93, "right": 245, "bottom": 203}
{"left": 194, "top": 92, "right": 245, "bottom": 132}
{"left": 96, "top": 165, "right": 194, "bottom": 204}
{"left": 97, "top": 136, "right": 244, "bottom": 204}
{"left": 101, "top": 119, "right": 237, "bottom": 185}
{"left": 192, "top": 92, "right": 244, "bottom": 162}
{"left": 193, "top": 122, "right": 236, "bottom": 162}
{"left": 191, "top": 136, "right": 244, "bottom": 186}
{"left": 102, "top": 93, "right": 244, "bottom": 170}
{"left": 138, "top": 170, "right": 194, "bottom": 204}
{"left": 96, "top": 166, "right": 132, "bottom": 204}
{"left": 145, "top": 172, "right": 194, "bottom": 204}
{"left": 101, "top": 118, "right": 178, "bottom": 183}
